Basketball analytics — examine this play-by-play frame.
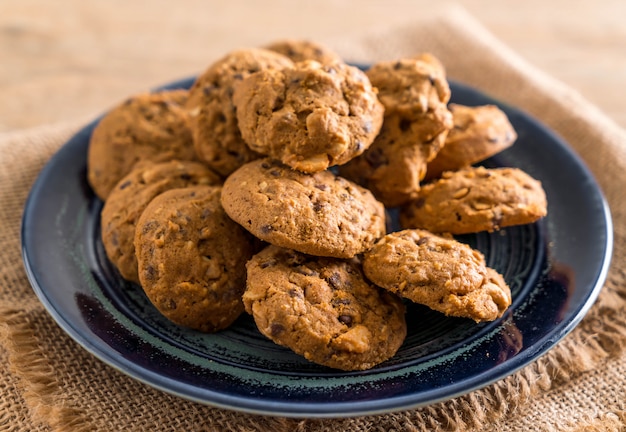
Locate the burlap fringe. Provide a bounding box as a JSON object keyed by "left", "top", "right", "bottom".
{"left": 292, "top": 251, "right": 626, "bottom": 431}
{"left": 0, "top": 308, "right": 94, "bottom": 432}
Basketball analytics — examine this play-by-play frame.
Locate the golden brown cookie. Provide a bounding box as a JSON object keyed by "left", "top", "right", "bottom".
{"left": 365, "top": 55, "right": 452, "bottom": 132}
{"left": 339, "top": 55, "right": 453, "bottom": 207}
{"left": 220, "top": 158, "right": 386, "bottom": 258}
{"left": 233, "top": 60, "right": 384, "bottom": 173}
{"left": 338, "top": 113, "right": 449, "bottom": 207}
{"left": 400, "top": 166, "right": 548, "bottom": 234}
{"left": 243, "top": 245, "right": 407, "bottom": 370}
{"left": 101, "top": 160, "right": 221, "bottom": 284}
{"left": 363, "top": 229, "right": 511, "bottom": 322}
{"left": 87, "top": 89, "right": 197, "bottom": 200}
{"left": 264, "top": 39, "right": 343, "bottom": 64}
{"left": 424, "top": 104, "right": 517, "bottom": 180}
{"left": 134, "top": 186, "right": 256, "bottom": 332}
{"left": 186, "top": 48, "right": 294, "bottom": 177}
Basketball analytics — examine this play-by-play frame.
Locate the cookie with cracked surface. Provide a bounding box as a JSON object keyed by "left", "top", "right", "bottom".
{"left": 338, "top": 112, "right": 449, "bottom": 207}
{"left": 233, "top": 60, "right": 384, "bottom": 173}
{"left": 220, "top": 158, "right": 386, "bottom": 258}
{"left": 243, "top": 245, "right": 407, "bottom": 370}
{"left": 425, "top": 104, "right": 517, "bottom": 181}
{"left": 134, "top": 186, "right": 256, "bottom": 332}
{"left": 338, "top": 55, "right": 453, "bottom": 207}
{"left": 365, "top": 55, "right": 452, "bottom": 132}
{"left": 264, "top": 38, "right": 343, "bottom": 64}
{"left": 186, "top": 48, "right": 294, "bottom": 177}
{"left": 363, "top": 229, "right": 511, "bottom": 322}
{"left": 101, "top": 160, "right": 221, "bottom": 284}
{"left": 399, "top": 166, "right": 547, "bottom": 234}
{"left": 87, "top": 89, "right": 197, "bottom": 200}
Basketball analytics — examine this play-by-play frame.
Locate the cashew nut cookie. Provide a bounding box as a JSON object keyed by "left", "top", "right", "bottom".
{"left": 186, "top": 48, "right": 294, "bottom": 177}
{"left": 263, "top": 38, "right": 343, "bottom": 64}
{"left": 243, "top": 245, "right": 407, "bottom": 371}
{"left": 425, "top": 104, "right": 518, "bottom": 181}
{"left": 220, "top": 158, "right": 386, "bottom": 258}
{"left": 338, "top": 55, "right": 454, "bottom": 207}
{"left": 88, "top": 89, "right": 198, "bottom": 200}
{"left": 134, "top": 186, "right": 256, "bottom": 333}
{"left": 400, "top": 166, "right": 548, "bottom": 234}
{"left": 363, "top": 229, "right": 511, "bottom": 322}
{"left": 101, "top": 160, "right": 221, "bottom": 284}
{"left": 232, "top": 60, "right": 384, "bottom": 173}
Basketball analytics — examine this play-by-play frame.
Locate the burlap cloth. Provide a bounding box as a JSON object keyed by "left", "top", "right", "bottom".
{"left": 2, "top": 6, "right": 626, "bottom": 431}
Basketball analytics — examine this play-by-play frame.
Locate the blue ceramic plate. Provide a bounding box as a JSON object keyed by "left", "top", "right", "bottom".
{"left": 21, "top": 77, "right": 612, "bottom": 418}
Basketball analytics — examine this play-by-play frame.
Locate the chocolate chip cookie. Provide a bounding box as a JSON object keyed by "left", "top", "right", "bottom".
{"left": 338, "top": 112, "right": 449, "bottom": 207}
{"left": 363, "top": 229, "right": 511, "bottom": 322}
{"left": 400, "top": 166, "right": 548, "bottom": 234}
{"left": 186, "top": 48, "right": 294, "bottom": 177}
{"left": 425, "top": 104, "right": 517, "bottom": 180}
{"left": 220, "top": 158, "right": 386, "bottom": 258}
{"left": 338, "top": 55, "right": 453, "bottom": 206}
{"left": 233, "top": 60, "right": 384, "bottom": 172}
{"left": 88, "top": 89, "right": 197, "bottom": 200}
{"left": 244, "top": 245, "right": 407, "bottom": 370}
{"left": 101, "top": 160, "right": 221, "bottom": 284}
{"left": 264, "top": 38, "right": 343, "bottom": 64}
{"left": 134, "top": 186, "right": 256, "bottom": 332}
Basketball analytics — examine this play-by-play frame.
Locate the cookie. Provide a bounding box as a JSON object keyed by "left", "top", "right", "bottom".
{"left": 101, "top": 160, "right": 221, "bottom": 284}
{"left": 134, "top": 186, "right": 256, "bottom": 332}
{"left": 186, "top": 48, "right": 294, "bottom": 177}
{"left": 363, "top": 229, "right": 511, "bottom": 322}
{"left": 338, "top": 55, "right": 453, "bottom": 207}
{"left": 365, "top": 55, "right": 452, "bottom": 130}
{"left": 233, "top": 60, "right": 384, "bottom": 173}
{"left": 243, "top": 245, "right": 407, "bottom": 370}
{"left": 400, "top": 166, "right": 548, "bottom": 234}
{"left": 87, "top": 89, "right": 197, "bottom": 200}
{"left": 220, "top": 158, "right": 386, "bottom": 258}
{"left": 264, "top": 38, "right": 343, "bottom": 64}
{"left": 425, "top": 104, "right": 517, "bottom": 180}
{"left": 338, "top": 113, "right": 449, "bottom": 207}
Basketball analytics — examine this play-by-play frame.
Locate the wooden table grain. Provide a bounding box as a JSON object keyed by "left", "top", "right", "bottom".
{"left": 1, "top": 0, "right": 625, "bottom": 132}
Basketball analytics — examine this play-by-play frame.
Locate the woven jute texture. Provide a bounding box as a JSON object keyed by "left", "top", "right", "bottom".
{"left": 2, "top": 6, "right": 626, "bottom": 431}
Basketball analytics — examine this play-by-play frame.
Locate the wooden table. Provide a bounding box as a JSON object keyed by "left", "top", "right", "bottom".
{"left": 1, "top": 0, "right": 625, "bottom": 133}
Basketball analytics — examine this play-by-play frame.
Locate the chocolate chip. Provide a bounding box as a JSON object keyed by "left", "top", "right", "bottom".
{"left": 327, "top": 273, "right": 341, "bottom": 288}
{"left": 338, "top": 315, "right": 353, "bottom": 326}
{"left": 312, "top": 200, "right": 324, "bottom": 212}
{"left": 259, "top": 259, "right": 276, "bottom": 269}
{"left": 260, "top": 225, "right": 273, "bottom": 234}
{"left": 118, "top": 180, "right": 132, "bottom": 190}
{"left": 270, "top": 323, "right": 285, "bottom": 336}
{"left": 144, "top": 265, "right": 156, "bottom": 280}
{"left": 416, "top": 236, "right": 429, "bottom": 246}
{"left": 167, "top": 299, "right": 177, "bottom": 310}
{"left": 399, "top": 118, "right": 412, "bottom": 132}
{"left": 314, "top": 184, "right": 327, "bottom": 191}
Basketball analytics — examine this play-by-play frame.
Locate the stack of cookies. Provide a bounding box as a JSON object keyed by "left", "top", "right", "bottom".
{"left": 88, "top": 39, "right": 547, "bottom": 371}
